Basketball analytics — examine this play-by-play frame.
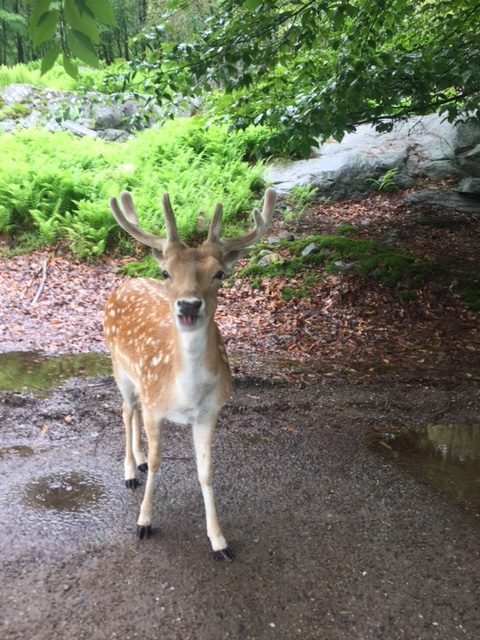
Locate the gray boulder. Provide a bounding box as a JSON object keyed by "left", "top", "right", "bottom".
{"left": 458, "top": 177, "right": 480, "bottom": 194}
{"left": 61, "top": 120, "right": 98, "bottom": 138}
{"left": 94, "top": 105, "right": 125, "bottom": 130}
{"left": 265, "top": 114, "right": 480, "bottom": 199}
{"left": 1, "top": 83, "right": 35, "bottom": 104}
{"left": 403, "top": 190, "right": 480, "bottom": 214}
{"left": 97, "top": 128, "right": 130, "bottom": 142}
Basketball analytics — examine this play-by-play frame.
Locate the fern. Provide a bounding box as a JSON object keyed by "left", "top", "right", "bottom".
{"left": 0, "top": 118, "right": 265, "bottom": 258}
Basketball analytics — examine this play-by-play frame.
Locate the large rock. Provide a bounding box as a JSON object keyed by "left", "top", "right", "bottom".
{"left": 61, "top": 120, "right": 98, "bottom": 138}
{"left": 94, "top": 105, "right": 125, "bottom": 130}
{"left": 1, "top": 83, "right": 35, "bottom": 104}
{"left": 403, "top": 190, "right": 480, "bottom": 214}
{"left": 265, "top": 114, "right": 480, "bottom": 199}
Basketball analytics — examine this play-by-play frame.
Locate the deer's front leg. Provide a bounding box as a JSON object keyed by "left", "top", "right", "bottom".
{"left": 193, "top": 420, "right": 234, "bottom": 561}
{"left": 136, "top": 412, "right": 162, "bottom": 540}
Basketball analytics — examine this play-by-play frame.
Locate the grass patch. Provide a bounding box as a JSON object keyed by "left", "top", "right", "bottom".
{"left": 335, "top": 223, "right": 359, "bottom": 236}
{"left": 0, "top": 117, "right": 264, "bottom": 260}
{"left": 461, "top": 280, "right": 480, "bottom": 311}
{"left": 239, "top": 235, "right": 429, "bottom": 298}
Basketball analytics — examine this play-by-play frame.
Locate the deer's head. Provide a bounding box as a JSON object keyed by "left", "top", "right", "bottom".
{"left": 109, "top": 189, "right": 277, "bottom": 332}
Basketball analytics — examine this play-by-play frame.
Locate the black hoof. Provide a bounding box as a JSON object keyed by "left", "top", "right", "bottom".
{"left": 125, "top": 478, "right": 140, "bottom": 489}
{"left": 213, "top": 547, "right": 235, "bottom": 562}
{"left": 137, "top": 524, "right": 152, "bottom": 540}
{"left": 137, "top": 463, "right": 148, "bottom": 473}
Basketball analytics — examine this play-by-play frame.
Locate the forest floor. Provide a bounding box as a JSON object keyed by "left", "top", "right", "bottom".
{"left": 1, "top": 186, "right": 480, "bottom": 639}
{"left": 0, "top": 182, "right": 479, "bottom": 383}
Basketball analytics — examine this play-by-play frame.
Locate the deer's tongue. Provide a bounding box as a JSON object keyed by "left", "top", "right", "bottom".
{"left": 179, "top": 315, "right": 198, "bottom": 326}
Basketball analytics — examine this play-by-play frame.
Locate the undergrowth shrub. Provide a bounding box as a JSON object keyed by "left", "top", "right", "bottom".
{"left": 0, "top": 61, "right": 108, "bottom": 93}
{"left": 0, "top": 117, "right": 264, "bottom": 259}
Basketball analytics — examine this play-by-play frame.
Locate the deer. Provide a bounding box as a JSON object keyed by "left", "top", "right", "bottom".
{"left": 104, "top": 188, "right": 277, "bottom": 561}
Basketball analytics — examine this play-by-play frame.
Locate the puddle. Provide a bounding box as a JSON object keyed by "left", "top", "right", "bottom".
{"left": 370, "top": 423, "right": 480, "bottom": 512}
{"left": 23, "top": 472, "right": 104, "bottom": 513}
{"left": 0, "top": 351, "right": 111, "bottom": 395}
{"left": 0, "top": 445, "right": 35, "bottom": 459}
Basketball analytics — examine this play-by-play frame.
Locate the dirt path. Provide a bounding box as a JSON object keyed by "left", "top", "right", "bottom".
{"left": 1, "top": 374, "right": 479, "bottom": 640}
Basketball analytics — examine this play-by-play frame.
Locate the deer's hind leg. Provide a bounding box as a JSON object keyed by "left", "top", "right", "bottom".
{"left": 122, "top": 402, "right": 147, "bottom": 488}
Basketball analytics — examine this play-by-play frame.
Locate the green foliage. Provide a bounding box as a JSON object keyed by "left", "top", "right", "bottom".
{"left": 282, "top": 183, "right": 318, "bottom": 223}
{"left": 239, "top": 235, "right": 428, "bottom": 297}
{"left": 366, "top": 168, "right": 400, "bottom": 193}
{"left": 0, "top": 102, "right": 30, "bottom": 119}
{"left": 281, "top": 273, "right": 319, "bottom": 301}
{"left": 118, "top": 254, "right": 160, "bottom": 278}
{"left": 0, "top": 61, "right": 108, "bottom": 93}
{"left": 28, "top": 0, "right": 117, "bottom": 78}
{"left": 0, "top": 117, "right": 264, "bottom": 259}
{"left": 128, "top": 0, "right": 480, "bottom": 157}
{"left": 335, "top": 223, "right": 359, "bottom": 236}
{"left": 461, "top": 280, "right": 480, "bottom": 311}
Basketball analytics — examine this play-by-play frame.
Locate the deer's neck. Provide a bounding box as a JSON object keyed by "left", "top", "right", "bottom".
{"left": 175, "top": 319, "right": 217, "bottom": 370}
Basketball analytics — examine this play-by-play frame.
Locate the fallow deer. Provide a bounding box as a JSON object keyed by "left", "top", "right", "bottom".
{"left": 104, "top": 188, "right": 276, "bottom": 560}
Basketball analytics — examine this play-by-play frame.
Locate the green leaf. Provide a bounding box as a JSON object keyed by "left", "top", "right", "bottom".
{"left": 67, "top": 30, "right": 100, "bottom": 68}
{"left": 243, "top": 0, "right": 263, "bottom": 9}
{"left": 40, "top": 43, "right": 61, "bottom": 75}
{"left": 62, "top": 53, "right": 79, "bottom": 79}
{"left": 84, "top": 0, "right": 117, "bottom": 26}
{"left": 32, "top": 9, "right": 59, "bottom": 48}
{"left": 28, "top": 0, "right": 51, "bottom": 34}
{"left": 64, "top": 0, "right": 99, "bottom": 43}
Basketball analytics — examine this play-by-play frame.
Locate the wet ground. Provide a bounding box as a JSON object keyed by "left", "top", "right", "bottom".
{"left": 1, "top": 356, "right": 479, "bottom": 640}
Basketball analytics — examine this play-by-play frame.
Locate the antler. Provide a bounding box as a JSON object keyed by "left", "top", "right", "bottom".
{"left": 220, "top": 188, "right": 277, "bottom": 251}
{"left": 206, "top": 203, "right": 224, "bottom": 244}
{"left": 109, "top": 191, "right": 180, "bottom": 249}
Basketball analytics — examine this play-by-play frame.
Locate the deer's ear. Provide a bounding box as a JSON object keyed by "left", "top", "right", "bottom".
{"left": 222, "top": 249, "right": 247, "bottom": 274}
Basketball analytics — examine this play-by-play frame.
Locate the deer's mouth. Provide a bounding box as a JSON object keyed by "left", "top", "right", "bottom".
{"left": 178, "top": 314, "right": 200, "bottom": 327}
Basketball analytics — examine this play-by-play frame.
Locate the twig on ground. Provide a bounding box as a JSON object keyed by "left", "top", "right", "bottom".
{"left": 31, "top": 255, "right": 50, "bottom": 305}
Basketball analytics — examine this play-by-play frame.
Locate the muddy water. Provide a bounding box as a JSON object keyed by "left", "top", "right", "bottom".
{"left": 22, "top": 471, "right": 104, "bottom": 513}
{"left": 370, "top": 423, "right": 480, "bottom": 511}
{"left": 0, "top": 350, "right": 111, "bottom": 395}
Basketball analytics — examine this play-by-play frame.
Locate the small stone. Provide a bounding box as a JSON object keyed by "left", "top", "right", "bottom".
{"left": 258, "top": 253, "right": 281, "bottom": 267}
{"left": 301, "top": 242, "right": 317, "bottom": 257}
{"left": 334, "top": 260, "right": 356, "bottom": 271}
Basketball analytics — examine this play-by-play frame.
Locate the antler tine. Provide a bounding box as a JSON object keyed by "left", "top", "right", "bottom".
{"left": 109, "top": 192, "right": 166, "bottom": 250}
{"left": 206, "top": 203, "right": 223, "bottom": 244}
{"left": 162, "top": 193, "right": 180, "bottom": 244}
{"left": 222, "top": 188, "right": 277, "bottom": 251}
{"left": 119, "top": 191, "right": 140, "bottom": 225}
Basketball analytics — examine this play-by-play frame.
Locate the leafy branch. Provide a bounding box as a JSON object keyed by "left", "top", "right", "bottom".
{"left": 29, "top": 0, "right": 116, "bottom": 78}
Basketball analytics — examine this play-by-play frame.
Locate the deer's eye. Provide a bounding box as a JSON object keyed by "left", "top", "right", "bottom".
{"left": 214, "top": 270, "right": 225, "bottom": 281}
{"left": 161, "top": 270, "right": 170, "bottom": 280}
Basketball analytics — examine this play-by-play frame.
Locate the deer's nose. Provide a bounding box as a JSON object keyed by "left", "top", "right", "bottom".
{"left": 177, "top": 299, "right": 203, "bottom": 317}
